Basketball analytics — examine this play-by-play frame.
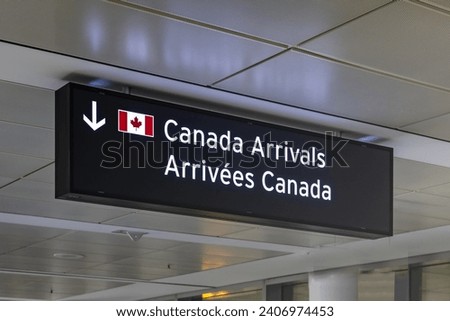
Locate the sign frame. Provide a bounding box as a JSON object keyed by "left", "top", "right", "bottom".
{"left": 56, "top": 83, "right": 393, "bottom": 239}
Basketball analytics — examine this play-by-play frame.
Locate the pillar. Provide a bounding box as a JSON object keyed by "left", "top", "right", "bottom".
{"left": 394, "top": 265, "right": 422, "bottom": 301}
{"left": 309, "top": 267, "right": 358, "bottom": 300}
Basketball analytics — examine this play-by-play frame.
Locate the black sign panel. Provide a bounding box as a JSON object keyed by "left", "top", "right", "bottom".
{"left": 56, "top": 83, "right": 393, "bottom": 238}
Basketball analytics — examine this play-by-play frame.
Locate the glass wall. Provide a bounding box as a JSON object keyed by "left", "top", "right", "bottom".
{"left": 422, "top": 262, "right": 450, "bottom": 300}
{"left": 169, "top": 255, "right": 450, "bottom": 301}
{"left": 358, "top": 270, "right": 396, "bottom": 300}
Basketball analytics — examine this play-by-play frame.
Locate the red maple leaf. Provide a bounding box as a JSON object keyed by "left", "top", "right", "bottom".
{"left": 130, "top": 116, "right": 142, "bottom": 130}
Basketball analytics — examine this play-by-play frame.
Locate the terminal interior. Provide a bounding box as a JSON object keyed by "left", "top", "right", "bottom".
{"left": 1, "top": 0, "right": 450, "bottom": 300}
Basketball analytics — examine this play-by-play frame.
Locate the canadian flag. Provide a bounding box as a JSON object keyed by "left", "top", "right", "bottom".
{"left": 118, "top": 109, "right": 154, "bottom": 137}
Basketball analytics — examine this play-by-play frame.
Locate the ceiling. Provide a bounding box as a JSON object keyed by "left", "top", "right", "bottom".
{"left": 0, "top": 0, "right": 450, "bottom": 300}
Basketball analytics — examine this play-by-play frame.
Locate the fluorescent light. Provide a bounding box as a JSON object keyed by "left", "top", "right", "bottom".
{"left": 53, "top": 253, "right": 85, "bottom": 260}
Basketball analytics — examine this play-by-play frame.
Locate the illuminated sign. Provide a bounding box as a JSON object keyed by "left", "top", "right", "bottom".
{"left": 56, "top": 83, "right": 393, "bottom": 238}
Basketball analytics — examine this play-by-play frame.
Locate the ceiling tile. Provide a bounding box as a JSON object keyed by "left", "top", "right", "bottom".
{"left": 301, "top": 1, "right": 450, "bottom": 89}
{"left": 0, "top": 0, "right": 281, "bottom": 85}
{"left": 28, "top": 278, "right": 127, "bottom": 296}
{"left": 108, "top": 256, "right": 211, "bottom": 274}
{"left": 0, "top": 222, "right": 74, "bottom": 267}
{"left": 395, "top": 192, "right": 450, "bottom": 221}
{"left": 394, "top": 158, "right": 450, "bottom": 190}
{"left": 72, "top": 265, "right": 170, "bottom": 281}
{"left": 108, "top": 211, "right": 253, "bottom": 237}
{"left": 0, "top": 273, "right": 126, "bottom": 300}
{"left": 0, "top": 176, "right": 14, "bottom": 187}
{"left": 224, "top": 226, "right": 356, "bottom": 248}
{"left": 126, "top": 0, "right": 390, "bottom": 45}
{"left": 59, "top": 231, "right": 181, "bottom": 251}
{"left": 167, "top": 243, "right": 284, "bottom": 260}
{"left": 24, "top": 163, "right": 54, "bottom": 184}
{"left": 401, "top": 113, "right": 450, "bottom": 141}
{"left": 0, "top": 254, "right": 101, "bottom": 273}
{"left": 0, "top": 234, "right": 57, "bottom": 255}
{"left": 420, "top": 0, "right": 450, "bottom": 10}
{"left": 34, "top": 239, "right": 152, "bottom": 257}
{"left": 83, "top": 242, "right": 287, "bottom": 281}
{"left": 8, "top": 246, "right": 130, "bottom": 267}
{"left": 0, "top": 239, "right": 39, "bottom": 256}
{"left": 395, "top": 210, "right": 450, "bottom": 233}
{"left": 0, "top": 152, "right": 51, "bottom": 179}
{"left": 0, "top": 195, "right": 132, "bottom": 223}
{"left": 0, "top": 121, "right": 54, "bottom": 159}
{"left": 140, "top": 248, "right": 255, "bottom": 267}
{"left": 0, "top": 80, "right": 54, "bottom": 128}
{"left": 422, "top": 183, "right": 450, "bottom": 198}
{"left": 0, "top": 222, "right": 67, "bottom": 241}
{"left": 0, "top": 180, "right": 54, "bottom": 201}
{"left": 394, "top": 192, "right": 450, "bottom": 220}
{"left": 216, "top": 50, "right": 450, "bottom": 128}
{"left": 72, "top": 253, "right": 216, "bottom": 281}
{"left": 394, "top": 188, "right": 412, "bottom": 197}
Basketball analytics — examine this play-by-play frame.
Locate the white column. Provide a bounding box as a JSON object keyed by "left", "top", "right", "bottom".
{"left": 308, "top": 267, "right": 358, "bottom": 301}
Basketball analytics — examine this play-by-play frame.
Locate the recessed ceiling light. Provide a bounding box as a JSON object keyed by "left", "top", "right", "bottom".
{"left": 53, "top": 252, "right": 85, "bottom": 260}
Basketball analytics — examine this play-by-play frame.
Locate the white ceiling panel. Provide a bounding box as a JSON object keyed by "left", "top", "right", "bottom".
{"left": 0, "top": 254, "right": 105, "bottom": 274}
{"left": 0, "top": 80, "right": 53, "bottom": 128}
{"left": 420, "top": 0, "right": 450, "bottom": 10}
{"left": 394, "top": 211, "right": 450, "bottom": 233}
{"left": 224, "top": 226, "right": 357, "bottom": 248}
{"left": 142, "top": 246, "right": 272, "bottom": 265}
{"left": 71, "top": 249, "right": 245, "bottom": 281}
{"left": 0, "top": 179, "right": 54, "bottom": 201}
{"left": 107, "top": 255, "right": 220, "bottom": 273}
{"left": 24, "top": 163, "right": 54, "bottom": 184}
{"left": 124, "top": 0, "right": 390, "bottom": 45}
{"left": 0, "top": 152, "right": 51, "bottom": 179}
{"left": 0, "top": 222, "right": 66, "bottom": 241}
{"left": 0, "top": 195, "right": 132, "bottom": 223}
{"left": 401, "top": 113, "right": 450, "bottom": 141}
{"left": 0, "top": 121, "right": 54, "bottom": 159}
{"left": 131, "top": 249, "right": 250, "bottom": 268}
{"left": 215, "top": 50, "right": 450, "bottom": 128}
{"left": 301, "top": 1, "right": 450, "bottom": 90}
{"left": 0, "top": 273, "right": 127, "bottom": 300}
{"left": 395, "top": 192, "right": 450, "bottom": 220}
{"left": 9, "top": 246, "right": 130, "bottom": 265}
{"left": 394, "top": 158, "right": 450, "bottom": 190}
{"left": 71, "top": 265, "right": 174, "bottom": 281}
{"left": 422, "top": 182, "right": 450, "bottom": 198}
{"left": 0, "top": 223, "right": 68, "bottom": 255}
{"left": 167, "top": 243, "right": 283, "bottom": 260}
{"left": 0, "top": 0, "right": 282, "bottom": 85}
{"left": 394, "top": 188, "right": 413, "bottom": 197}
{"left": 108, "top": 211, "right": 253, "bottom": 237}
{"left": 34, "top": 239, "right": 153, "bottom": 257}
{"left": 0, "top": 176, "right": 14, "bottom": 187}
{"left": 65, "top": 282, "right": 207, "bottom": 301}
{"left": 59, "top": 231, "right": 181, "bottom": 251}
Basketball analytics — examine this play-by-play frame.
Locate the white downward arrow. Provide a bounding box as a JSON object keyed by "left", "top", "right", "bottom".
{"left": 83, "top": 101, "right": 106, "bottom": 131}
